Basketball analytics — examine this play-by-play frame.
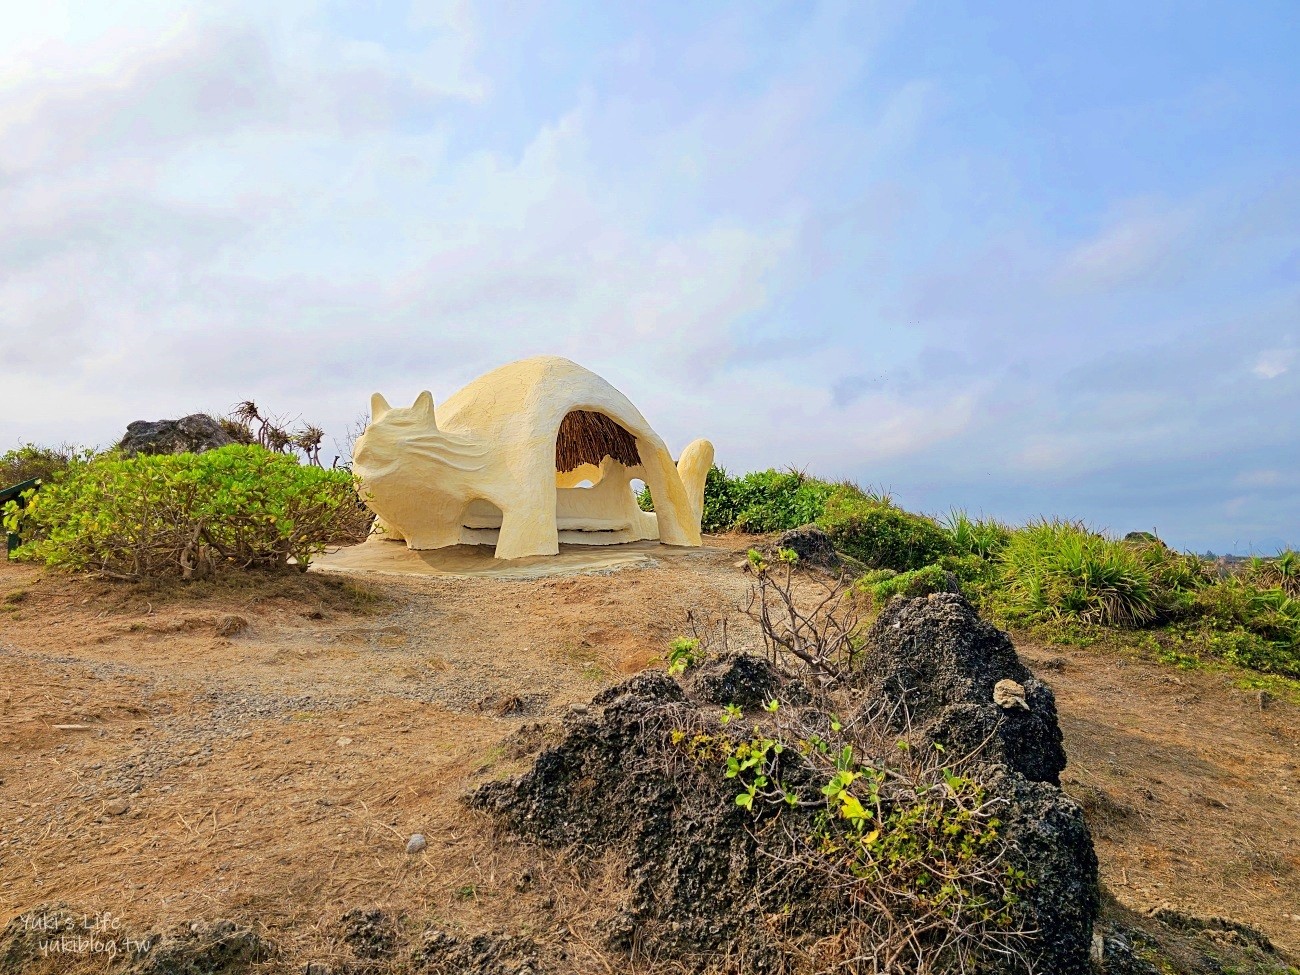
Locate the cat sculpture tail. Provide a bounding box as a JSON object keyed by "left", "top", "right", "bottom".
{"left": 676, "top": 439, "right": 715, "bottom": 528}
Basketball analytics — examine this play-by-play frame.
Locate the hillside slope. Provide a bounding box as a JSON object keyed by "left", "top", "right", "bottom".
{"left": 0, "top": 541, "right": 1296, "bottom": 972}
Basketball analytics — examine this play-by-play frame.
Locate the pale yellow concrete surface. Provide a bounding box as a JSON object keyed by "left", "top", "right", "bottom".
{"left": 311, "top": 537, "right": 723, "bottom": 581}
{"left": 352, "top": 356, "right": 713, "bottom": 560}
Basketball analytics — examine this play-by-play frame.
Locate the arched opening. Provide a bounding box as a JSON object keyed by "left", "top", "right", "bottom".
{"left": 631, "top": 478, "right": 652, "bottom": 511}
{"left": 552, "top": 410, "right": 647, "bottom": 544}
{"left": 462, "top": 498, "right": 504, "bottom": 530}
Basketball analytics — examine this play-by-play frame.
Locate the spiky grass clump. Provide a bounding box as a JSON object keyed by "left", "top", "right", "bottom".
{"left": 994, "top": 521, "right": 1166, "bottom": 628}
{"left": 944, "top": 511, "right": 1012, "bottom": 560}
{"left": 1250, "top": 550, "right": 1300, "bottom": 599}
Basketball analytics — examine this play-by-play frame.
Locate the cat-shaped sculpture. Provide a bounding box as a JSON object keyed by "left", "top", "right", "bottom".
{"left": 352, "top": 356, "right": 714, "bottom": 560}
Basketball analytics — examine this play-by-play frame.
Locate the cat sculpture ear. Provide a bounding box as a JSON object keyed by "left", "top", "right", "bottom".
{"left": 412, "top": 391, "right": 437, "bottom": 428}
{"left": 371, "top": 393, "right": 391, "bottom": 421}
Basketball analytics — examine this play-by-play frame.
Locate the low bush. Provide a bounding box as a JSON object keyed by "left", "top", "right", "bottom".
{"left": 690, "top": 708, "right": 1036, "bottom": 973}
{"left": 857, "top": 563, "right": 960, "bottom": 609}
{"left": 818, "top": 491, "right": 956, "bottom": 572}
{"left": 722, "top": 468, "right": 840, "bottom": 533}
{"left": 1248, "top": 550, "right": 1300, "bottom": 599}
{"left": 1, "top": 443, "right": 94, "bottom": 488}
{"left": 4, "top": 445, "right": 362, "bottom": 580}
{"left": 644, "top": 466, "right": 855, "bottom": 535}
{"left": 1192, "top": 577, "right": 1300, "bottom": 676}
{"left": 698, "top": 464, "right": 739, "bottom": 531}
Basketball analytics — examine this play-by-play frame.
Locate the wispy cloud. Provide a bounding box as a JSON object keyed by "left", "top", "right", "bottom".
{"left": 1252, "top": 348, "right": 1295, "bottom": 379}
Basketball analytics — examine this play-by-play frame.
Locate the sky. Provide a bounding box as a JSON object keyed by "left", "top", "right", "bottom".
{"left": 1, "top": 1, "right": 1296, "bottom": 554}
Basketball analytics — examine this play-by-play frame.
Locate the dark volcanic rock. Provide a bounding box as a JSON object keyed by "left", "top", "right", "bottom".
{"left": 984, "top": 768, "right": 1100, "bottom": 970}
{"left": 1096, "top": 895, "right": 1298, "bottom": 974}
{"left": 129, "top": 919, "right": 268, "bottom": 974}
{"left": 687, "top": 651, "right": 786, "bottom": 708}
{"left": 1123, "top": 531, "right": 1162, "bottom": 545}
{"left": 0, "top": 906, "right": 268, "bottom": 974}
{"left": 118, "top": 414, "right": 234, "bottom": 457}
{"left": 857, "top": 592, "right": 1068, "bottom": 785}
{"left": 770, "top": 524, "right": 841, "bottom": 569}
{"left": 0, "top": 904, "right": 81, "bottom": 973}
{"left": 413, "top": 928, "right": 540, "bottom": 974}
{"left": 471, "top": 597, "right": 1102, "bottom": 974}
{"left": 339, "top": 908, "right": 397, "bottom": 960}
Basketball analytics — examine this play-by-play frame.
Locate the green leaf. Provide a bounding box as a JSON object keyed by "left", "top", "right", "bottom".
{"left": 838, "top": 794, "right": 868, "bottom": 823}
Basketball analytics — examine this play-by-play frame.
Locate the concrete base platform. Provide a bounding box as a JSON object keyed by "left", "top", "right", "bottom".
{"left": 311, "top": 536, "right": 722, "bottom": 581}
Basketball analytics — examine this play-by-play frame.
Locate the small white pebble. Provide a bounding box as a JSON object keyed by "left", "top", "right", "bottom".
{"left": 406, "top": 833, "right": 426, "bottom": 854}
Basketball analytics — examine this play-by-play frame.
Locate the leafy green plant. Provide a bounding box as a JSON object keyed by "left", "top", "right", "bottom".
{"left": 1251, "top": 550, "right": 1300, "bottom": 599}
{"left": 665, "top": 465, "right": 870, "bottom": 534}
{"left": 666, "top": 636, "right": 702, "bottom": 676}
{"left": 1192, "top": 576, "right": 1300, "bottom": 676}
{"left": 6, "top": 445, "right": 363, "bottom": 580}
{"left": 858, "top": 563, "right": 959, "bottom": 609}
{"left": 818, "top": 489, "right": 956, "bottom": 572}
{"left": 1, "top": 443, "right": 95, "bottom": 488}
{"left": 673, "top": 700, "right": 1034, "bottom": 973}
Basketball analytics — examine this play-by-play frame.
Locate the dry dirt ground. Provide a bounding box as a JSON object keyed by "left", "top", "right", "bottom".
{"left": 1, "top": 538, "right": 1297, "bottom": 973}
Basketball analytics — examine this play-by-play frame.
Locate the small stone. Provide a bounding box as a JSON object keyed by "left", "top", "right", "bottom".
{"left": 336, "top": 737, "right": 353, "bottom": 747}
{"left": 993, "top": 678, "right": 1029, "bottom": 711}
{"left": 406, "top": 833, "right": 426, "bottom": 854}
{"left": 104, "top": 799, "right": 129, "bottom": 816}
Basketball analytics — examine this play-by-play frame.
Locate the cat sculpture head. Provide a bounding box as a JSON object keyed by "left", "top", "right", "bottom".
{"left": 353, "top": 391, "right": 487, "bottom": 483}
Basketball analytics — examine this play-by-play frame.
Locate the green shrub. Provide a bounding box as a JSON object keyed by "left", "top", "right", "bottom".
{"left": 1, "top": 443, "right": 94, "bottom": 488}
{"left": 722, "top": 468, "right": 838, "bottom": 533}
{"left": 677, "top": 702, "right": 1035, "bottom": 971}
{"left": 656, "top": 465, "right": 857, "bottom": 534}
{"left": 858, "top": 563, "right": 960, "bottom": 609}
{"left": 1193, "top": 577, "right": 1300, "bottom": 675}
{"left": 699, "top": 464, "right": 741, "bottom": 532}
{"left": 5, "top": 445, "right": 361, "bottom": 580}
{"left": 818, "top": 491, "right": 955, "bottom": 572}
{"left": 1249, "top": 550, "right": 1300, "bottom": 598}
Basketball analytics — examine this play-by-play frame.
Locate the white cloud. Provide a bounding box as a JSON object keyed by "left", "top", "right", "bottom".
{"left": 0, "top": 10, "right": 808, "bottom": 453}
{"left": 1252, "top": 348, "right": 1294, "bottom": 379}
{"left": 1056, "top": 202, "right": 1195, "bottom": 290}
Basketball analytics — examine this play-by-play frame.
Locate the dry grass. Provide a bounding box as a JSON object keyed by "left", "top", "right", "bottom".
{"left": 555, "top": 411, "right": 640, "bottom": 473}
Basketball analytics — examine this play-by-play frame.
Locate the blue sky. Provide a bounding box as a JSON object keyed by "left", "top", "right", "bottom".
{"left": 1, "top": 1, "right": 1296, "bottom": 553}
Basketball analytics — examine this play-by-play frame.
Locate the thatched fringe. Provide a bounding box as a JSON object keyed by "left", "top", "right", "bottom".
{"left": 556, "top": 410, "right": 640, "bottom": 472}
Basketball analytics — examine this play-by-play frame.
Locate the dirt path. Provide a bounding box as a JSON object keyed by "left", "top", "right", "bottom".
{"left": 1, "top": 544, "right": 1296, "bottom": 971}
